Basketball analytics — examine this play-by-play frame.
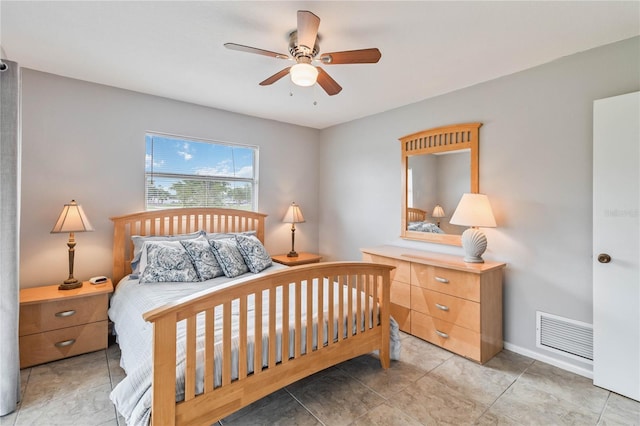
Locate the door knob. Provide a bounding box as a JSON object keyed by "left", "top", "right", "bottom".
{"left": 598, "top": 253, "right": 611, "bottom": 264}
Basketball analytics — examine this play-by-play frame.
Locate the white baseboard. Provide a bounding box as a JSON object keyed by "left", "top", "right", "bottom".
{"left": 503, "top": 341, "right": 593, "bottom": 379}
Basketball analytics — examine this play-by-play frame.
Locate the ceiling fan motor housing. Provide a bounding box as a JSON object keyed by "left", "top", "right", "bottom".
{"left": 288, "top": 31, "right": 320, "bottom": 63}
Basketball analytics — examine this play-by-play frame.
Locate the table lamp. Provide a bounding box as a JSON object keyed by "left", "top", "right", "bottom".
{"left": 449, "top": 193, "right": 496, "bottom": 263}
{"left": 51, "top": 200, "right": 94, "bottom": 289}
{"left": 282, "top": 202, "right": 305, "bottom": 257}
{"left": 432, "top": 204, "right": 446, "bottom": 227}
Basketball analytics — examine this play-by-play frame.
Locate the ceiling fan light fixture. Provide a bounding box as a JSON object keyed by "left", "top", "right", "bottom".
{"left": 290, "top": 63, "right": 318, "bottom": 87}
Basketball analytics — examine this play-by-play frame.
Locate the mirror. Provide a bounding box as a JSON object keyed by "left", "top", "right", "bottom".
{"left": 400, "top": 123, "right": 481, "bottom": 245}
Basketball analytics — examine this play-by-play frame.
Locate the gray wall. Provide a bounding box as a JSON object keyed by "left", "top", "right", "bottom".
{"left": 20, "top": 70, "right": 320, "bottom": 288}
{"left": 318, "top": 37, "right": 640, "bottom": 373}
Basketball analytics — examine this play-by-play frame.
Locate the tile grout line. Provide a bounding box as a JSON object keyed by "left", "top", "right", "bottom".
{"left": 284, "top": 387, "right": 327, "bottom": 426}
{"left": 473, "top": 358, "right": 536, "bottom": 422}
{"left": 595, "top": 391, "right": 611, "bottom": 425}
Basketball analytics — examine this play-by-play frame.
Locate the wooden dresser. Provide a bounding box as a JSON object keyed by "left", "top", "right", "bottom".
{"left": 362, "top": 245, "right": 506, "bottom": 364}
{"left": 19, "top": 279, "right": 113, "bottom": 368}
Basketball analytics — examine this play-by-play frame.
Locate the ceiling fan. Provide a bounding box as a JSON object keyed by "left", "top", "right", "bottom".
{"left": 224, "top": 10, "right": 381, "bottom": 96}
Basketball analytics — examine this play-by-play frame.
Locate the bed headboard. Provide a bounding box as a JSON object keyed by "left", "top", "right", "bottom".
{"left": 110, "top": 208, "right": 267, "bottom": 285}
{"left": 407, "top": 207, "right": 427, "bottom": 222}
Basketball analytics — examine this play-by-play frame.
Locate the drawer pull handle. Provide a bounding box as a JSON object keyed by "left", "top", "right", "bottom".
{"left": 435, "top": 303, "right": 449, "bottom": 311}
{"left": 435, "top": 330, "right": 449, "bottom": 339}
{"left": 55, "top": 310, "right": 76, "bottom": 318}
{"left": 54, "top": 339, "right": 76, "bottom": 348}
{"left": 434, "top": 276, "right": 449, "bottom": 284}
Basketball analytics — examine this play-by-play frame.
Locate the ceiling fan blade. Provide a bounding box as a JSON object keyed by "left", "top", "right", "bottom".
{"left": 319, "top": 48, "right": 382, "bottom": 64}
{"left": 224, "top": 43, "right": 289, "bottom": 59}
{"left": 297, "top": 10, "right": 320, "bottom": 51}
{"left": 316, "top": 67, "right": 342, "bottom": 96}
{"left": 259, "top": 67, "right": 292, "bottom": 86}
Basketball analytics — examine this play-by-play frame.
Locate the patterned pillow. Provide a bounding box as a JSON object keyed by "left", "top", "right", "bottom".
{"left": 180, "top": 236, "right": 224, "bottom": 280}
{"left": 139, "top": 241, "right": 199, "bottom": 283}
{"left": 209, "top": 238, "right": 249, "bottom": 278}
{"left": 235, "top": 234, "right": 272, "bottom": 273}
{"left": 130, "top": 231, "right": 204, "bottom": 279}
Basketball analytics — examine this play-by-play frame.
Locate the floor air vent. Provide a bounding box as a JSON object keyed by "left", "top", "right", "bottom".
{"left": 536, "top": 311, "right": 593, "bottom": 363}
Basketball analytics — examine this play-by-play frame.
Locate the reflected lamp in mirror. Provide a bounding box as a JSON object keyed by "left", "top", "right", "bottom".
{"left": 282, "top": 202, "right": 305, "bottom": 257}
{"left": 449, "top": 194, "right": 496, "bottom": 263}
{"left": 432, "top": 205, "right": 446, "bottom": 227}
{"left": 51, "top": 200, "right": 94, "bottom": 290}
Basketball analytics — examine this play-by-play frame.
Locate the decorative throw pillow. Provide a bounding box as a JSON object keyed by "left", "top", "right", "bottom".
{"left": 130, "top": 231, "right": 204, "bottom": 279}
{"left": 180, "top": 236, "right": 224, "bottom": 281}
{"left": 235, "top": 234, "right": 272, "bottom": 273}
{"left": 139, "top": 240, "right": 199, "bottom": 283}
{"left": 209, "top": 238, "right": 249, "bottom": 278}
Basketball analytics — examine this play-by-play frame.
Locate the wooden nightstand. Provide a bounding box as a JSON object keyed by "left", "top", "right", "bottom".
{"left": 272, "top": 252, "right": 322, "bottom": 266}
{"left": 19, "top": 279, "right": 114, "bottom": 368}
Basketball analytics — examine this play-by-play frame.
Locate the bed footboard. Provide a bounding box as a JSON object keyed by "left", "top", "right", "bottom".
{"left": 143, "top": 261, "right": 393, "bottom": 426}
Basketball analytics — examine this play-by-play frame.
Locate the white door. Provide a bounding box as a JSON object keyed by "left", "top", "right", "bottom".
{"left": 593, "top": 91, "right": 639, "bottom": 401}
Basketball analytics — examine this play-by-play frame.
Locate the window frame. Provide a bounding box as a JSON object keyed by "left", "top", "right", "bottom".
{"left": 144, "top": 132, "right": 259, "bottom": 211}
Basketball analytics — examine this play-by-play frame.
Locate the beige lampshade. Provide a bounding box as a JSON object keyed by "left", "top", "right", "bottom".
{"left": 51, "top": 200, "right": 94, "bottom": 233}
{"left": 282, "top": 202, "right": 305, "bottom": 224}
{"left": 450, "top": 193, "right": 496, "bottom": 228}
{"left": 432, "top": 205, "right": 446, "bottom": 218}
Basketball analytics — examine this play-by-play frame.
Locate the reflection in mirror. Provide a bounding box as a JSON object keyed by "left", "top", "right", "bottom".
{"left": 400, "top": 123, "right": 481, "bottom": 246}
{"left": 407, "top": 150, "right": 470, "bottom": 235}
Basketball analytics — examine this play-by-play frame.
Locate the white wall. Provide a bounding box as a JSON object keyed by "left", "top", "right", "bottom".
{"left": 20, "top": 70, "right": 320, "bottom": 288}
{"left": 318, "top": 37, "right": 640, "bottom": 373}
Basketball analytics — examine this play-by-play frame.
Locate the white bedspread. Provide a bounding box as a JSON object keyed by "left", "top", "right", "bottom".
{"left": 108, "top": 264, "right": 400, "bottom": 425}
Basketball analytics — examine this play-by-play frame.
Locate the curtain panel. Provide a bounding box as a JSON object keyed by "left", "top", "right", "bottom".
{"left": 0, "top": 59, "right": 21, "bottom": 416}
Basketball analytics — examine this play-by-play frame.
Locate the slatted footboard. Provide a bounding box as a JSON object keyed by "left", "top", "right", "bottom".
{"left": 143, "top": 261, "right": 394, "bottom": 426}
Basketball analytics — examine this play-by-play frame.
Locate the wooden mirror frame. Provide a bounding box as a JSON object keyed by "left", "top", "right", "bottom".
{"left": 399, "top": 122, "right": 481, "bottom": 246}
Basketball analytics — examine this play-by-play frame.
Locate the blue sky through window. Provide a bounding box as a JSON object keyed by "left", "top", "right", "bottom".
{"left": 145, "top": 135, "right": 254, "bottom": 178}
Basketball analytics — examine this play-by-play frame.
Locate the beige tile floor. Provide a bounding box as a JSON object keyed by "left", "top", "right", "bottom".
{"left": 2, "top": 332, "right": 638, "bottom": 426}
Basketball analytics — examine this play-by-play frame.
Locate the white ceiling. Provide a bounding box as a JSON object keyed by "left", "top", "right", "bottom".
{"left": 2, "top": 1, "right": 638, "bottom": 129}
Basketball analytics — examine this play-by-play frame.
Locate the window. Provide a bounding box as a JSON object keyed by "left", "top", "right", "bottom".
{"left": 145, "top": 133, "right": 258, "bottom": 211}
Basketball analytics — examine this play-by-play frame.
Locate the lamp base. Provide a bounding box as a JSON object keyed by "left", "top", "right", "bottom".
{"left": 59, "top": 279, "right": 83, "bottom": 291}
{"left": 287, "top": 251, "right": 299, "bottom": 258}
{"left": 461, "top": 228, "right": 488, "bottom": 264}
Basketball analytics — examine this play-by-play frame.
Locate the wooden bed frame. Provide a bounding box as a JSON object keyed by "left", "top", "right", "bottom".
{"left": 407, "top": 207, "right": 427, "bottom": 222}
{"left": 111, "top": 208, "right": 394, "bottom": 425}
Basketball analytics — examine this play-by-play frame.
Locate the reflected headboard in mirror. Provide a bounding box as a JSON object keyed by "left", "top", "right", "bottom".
{"left": 400, "top": 122, "right": 481, "bottom": 246}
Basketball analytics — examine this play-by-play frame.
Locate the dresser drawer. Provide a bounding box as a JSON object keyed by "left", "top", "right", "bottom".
{"left": 410, "top": 288, "right": 480, "bottom": 332}
{"left": 19, "top": 293, "right": 108, "bottom": 336}
{"left": 19, "top": 320, "right": 108, "bottom": 368}
{"left": 411, "top": 311, "right": 481, "bottom": 361}
{"left": 411, "top": 264, "right": 480, "bottom": 302}
{"left": 390, "top": 303, "right": 411, "bottom": 333}
{"left": 391, "top": 280, "right": 411, "bottom": 308}
{"left": 363, "top": 253, "right": 410, "bottom": 284}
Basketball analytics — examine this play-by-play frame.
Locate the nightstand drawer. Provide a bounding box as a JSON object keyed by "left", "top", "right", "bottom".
{"left": 19, "top": 293, "right": 109, "bottom": 336}
{"left": 411, "top": 264, "right": 480, "bottom": 302}
{"left": 19, "top": 320, "right": 108, "bottom": 368}
{"left": 410, "top": 288, "right": 480, "bottom": 332}
{"left": 411, "top": 311, "right": 481, "bottom": 361}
